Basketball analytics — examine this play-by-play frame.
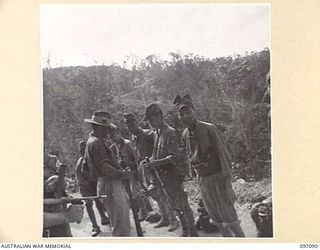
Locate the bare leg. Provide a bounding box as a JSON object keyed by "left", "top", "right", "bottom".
{"left": 85, "top": 201, "right": 99, "bottom": 228}
{"left": 95, "top": 198, "right": 109, "bottom": 224}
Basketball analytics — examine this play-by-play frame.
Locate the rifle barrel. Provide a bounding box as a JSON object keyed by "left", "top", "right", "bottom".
{"left": 123, "top": 180, "right": 144, "bottom": 237}
{"left": 44, "top": 195, "right": 107, "bottom": 205}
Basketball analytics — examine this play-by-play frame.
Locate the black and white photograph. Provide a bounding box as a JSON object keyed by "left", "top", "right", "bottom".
{"left": 41, "top": 4, "right": 272, "bottom": 238}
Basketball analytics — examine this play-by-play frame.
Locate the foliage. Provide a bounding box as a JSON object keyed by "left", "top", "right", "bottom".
{"left": 232, "top": 178, "right": 272, "bottom": 205}
{"left": 43, "top": 49, "right": 271, "bottom": 180}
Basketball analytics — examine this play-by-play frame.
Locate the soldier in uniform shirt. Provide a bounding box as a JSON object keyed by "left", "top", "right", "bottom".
{"left": 143, "top": 103, "right": 199, "bottom": 236}
{"left": 123, "top": 113, "right": 174, "bottom": 228}
{"left": 84, "top": 111, "right": 132, "bottom": 236}
{"left": 175, "top": 94, "right": 245, "bottom": 237}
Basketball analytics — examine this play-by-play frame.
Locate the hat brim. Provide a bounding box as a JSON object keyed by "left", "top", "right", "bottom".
{"left": 84, "top": 119, "right": 115, "bottom": 128}
{"left": 177, "top": 104, "right": 193, "bottom": 111}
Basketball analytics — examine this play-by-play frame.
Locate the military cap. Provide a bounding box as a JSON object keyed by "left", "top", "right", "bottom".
{"left": 173, "top": 94, "right": 194, "bottom": 110}
{"left": 84, "top": 111, "right": 116, "bottom": 128}
{"left": 143, "top": 103, "right": 163, "bottom": 121}
{"left": 123, "top": 113, "right": 137, "bottom": 124}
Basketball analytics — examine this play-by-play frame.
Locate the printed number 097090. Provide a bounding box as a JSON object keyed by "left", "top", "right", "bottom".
{"left": 300, "top": 244, "right": 318, "bottom": 248}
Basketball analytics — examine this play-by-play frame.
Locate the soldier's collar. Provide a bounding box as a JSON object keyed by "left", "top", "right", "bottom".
{"left": 136, "top": 127, "right": 144, "bottom": 136}
{"left": 118, "top": 138, "right": 125, "bottom": 146}
{"left": 188, "top": 120, "right": 199, "bottom": 133}
{"left": 90, "top": 131, "right": 106, "bottom": 141}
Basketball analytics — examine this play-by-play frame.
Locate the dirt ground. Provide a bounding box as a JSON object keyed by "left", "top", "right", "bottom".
{"left": 70, "top": 194, "right": 257, "bottom": 238}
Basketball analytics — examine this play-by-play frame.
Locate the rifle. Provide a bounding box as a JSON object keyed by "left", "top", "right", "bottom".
{"left": 143, "top": 157, "right": 175, "bottom": 208}
{"left": 55, "top": 164, "right": 67, "bottom": 198}
{"left": 123, "top": 178, "right": 144, "bottom": 237}
{"left": 119, "top": 159, "right": 144, "bottom": 237}
{"left": 44, "top": 195, "right": 107, "bottom": 206}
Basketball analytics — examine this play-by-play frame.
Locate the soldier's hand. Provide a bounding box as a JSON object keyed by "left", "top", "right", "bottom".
{"left": 66, "top": 204, "right": 84, "bottom": 223}
{"left": 121, "top": 169, "right": 133, "bottom": 179}
{"left": 140, "top": 159, "right": 149, "bottom": 168}
{"left": 146, "top": 159, "right": 157, "bottom": 169}
{"left": 138, "top": 161, "right": 144, "bottom": 173}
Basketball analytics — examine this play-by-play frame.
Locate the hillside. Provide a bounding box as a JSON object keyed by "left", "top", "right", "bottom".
{"left": 43, "top": 49, "right": 271, "bottom": 182}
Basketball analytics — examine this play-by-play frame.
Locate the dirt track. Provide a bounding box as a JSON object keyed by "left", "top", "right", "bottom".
{"left": 70, "top": 194, "right": 257, "bottom": 238}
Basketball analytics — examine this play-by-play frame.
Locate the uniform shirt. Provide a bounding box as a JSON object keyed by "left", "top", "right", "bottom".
{"left": 130, "top": 128, "right": 155, "bottom": 162}
{"left": 110, "top": 138, "right": 137, "bottom": 170}
{"left": 182, "top": 120, "right": 232, "bottom": 177}
{"left": 84, "top": 132, "right": 121, "bottom": 181}
{"left": 152, "top": 123, "right": 181, "bottom": 176}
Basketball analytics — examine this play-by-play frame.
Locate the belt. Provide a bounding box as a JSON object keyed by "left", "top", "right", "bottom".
{"left": 192, "top": 162, "right": 221, "bottom": 177}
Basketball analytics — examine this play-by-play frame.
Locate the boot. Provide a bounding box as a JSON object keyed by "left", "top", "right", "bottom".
{"left": 144, "top": 196, "right": 153, "bottom": 212}
{"left": 145, "top": 211, "right": 156, "bottom": 221}
{"left": 138, "top": 211, "right": 147, "bottom": 221}
{"left": 154, "top": 217, "right": 170, "bottom": 228}
{"left": 184, "top": 206, "right": 199, "bottom": 237}
{"left": 91, "top": 226, "right": 101, "bottom": 237}
{"left": 168, "top": 219, "right": 180, "bottom": 232}
{"left": 101, "top": 216, "right": 110, "bottom": 226}
{"left": 153, "top": 196, "right": 170, "bottom": 226}
{"left": 189, "top": 230, "right": 200, "bottom": 237}
{"left": 178, "top": 212, "right": 189, "bottom": 236}
{"left": 147, "top": 213, "right": 161, "bottom": 223}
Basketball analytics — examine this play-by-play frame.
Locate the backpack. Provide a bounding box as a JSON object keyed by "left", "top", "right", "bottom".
{"left": 80, "top": 157, "right": 90, "bottom": 180}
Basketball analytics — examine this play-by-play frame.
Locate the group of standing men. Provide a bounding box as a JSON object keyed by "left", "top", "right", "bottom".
{"left": 75, "top": 94, "right": 245, "bottom": 237}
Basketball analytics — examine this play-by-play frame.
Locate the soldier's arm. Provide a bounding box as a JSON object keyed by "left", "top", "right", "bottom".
{"left": 99, "top": 160, "right": 125, "bottom": 178}
{"left": 181, "top": 129, "right": 189, "bottom": 158}
{"left": 150, "top": 156, "right": 174, "bottom": 168}
{"left": 208, "top": 124, "right": 233, "bottom": 177}
{"left": 91, "top": 140, "right": 127, "bottom": 179}
{"left": 43, "top": 205, "right": 84, "bottom": 228}
{"left": 126, "top": 141, "right": 137, "bottom": 160}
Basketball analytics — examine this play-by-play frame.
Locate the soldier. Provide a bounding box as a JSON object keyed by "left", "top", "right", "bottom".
{"left": 43, "top": 154, "right": 73, "bottom": 237}
{"left": 43, "top": 204, "right": 84, "bottom": 229}
{"left": 75, "top": 140, "right": 110, "bottom": 237}
{"left": 143, "top": 103, "right": 199, "bottom": 237}
{"left": 109, "top": 126, "right": 142, "bottom": 205}
{"left": 250, "top": 197, "right": 273, "bottom": 237}
{"left": 123, "top": 113, "right": 172, "bottom": 227}
{"left": 84, "top": 111, "right": 132, "bottom": 236}
{"left": 44, "top": 153, "right": 60, "bottom": 180}
{"left": 43, "top": 175, "right": 84, "bottom": 231}
{"left": 174, "top": 94, "right": 245, "bottom": 237}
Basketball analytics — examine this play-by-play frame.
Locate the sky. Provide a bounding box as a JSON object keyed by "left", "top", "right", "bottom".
{"left": 40, "top": 4, "right": 270, "bottom": 68}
